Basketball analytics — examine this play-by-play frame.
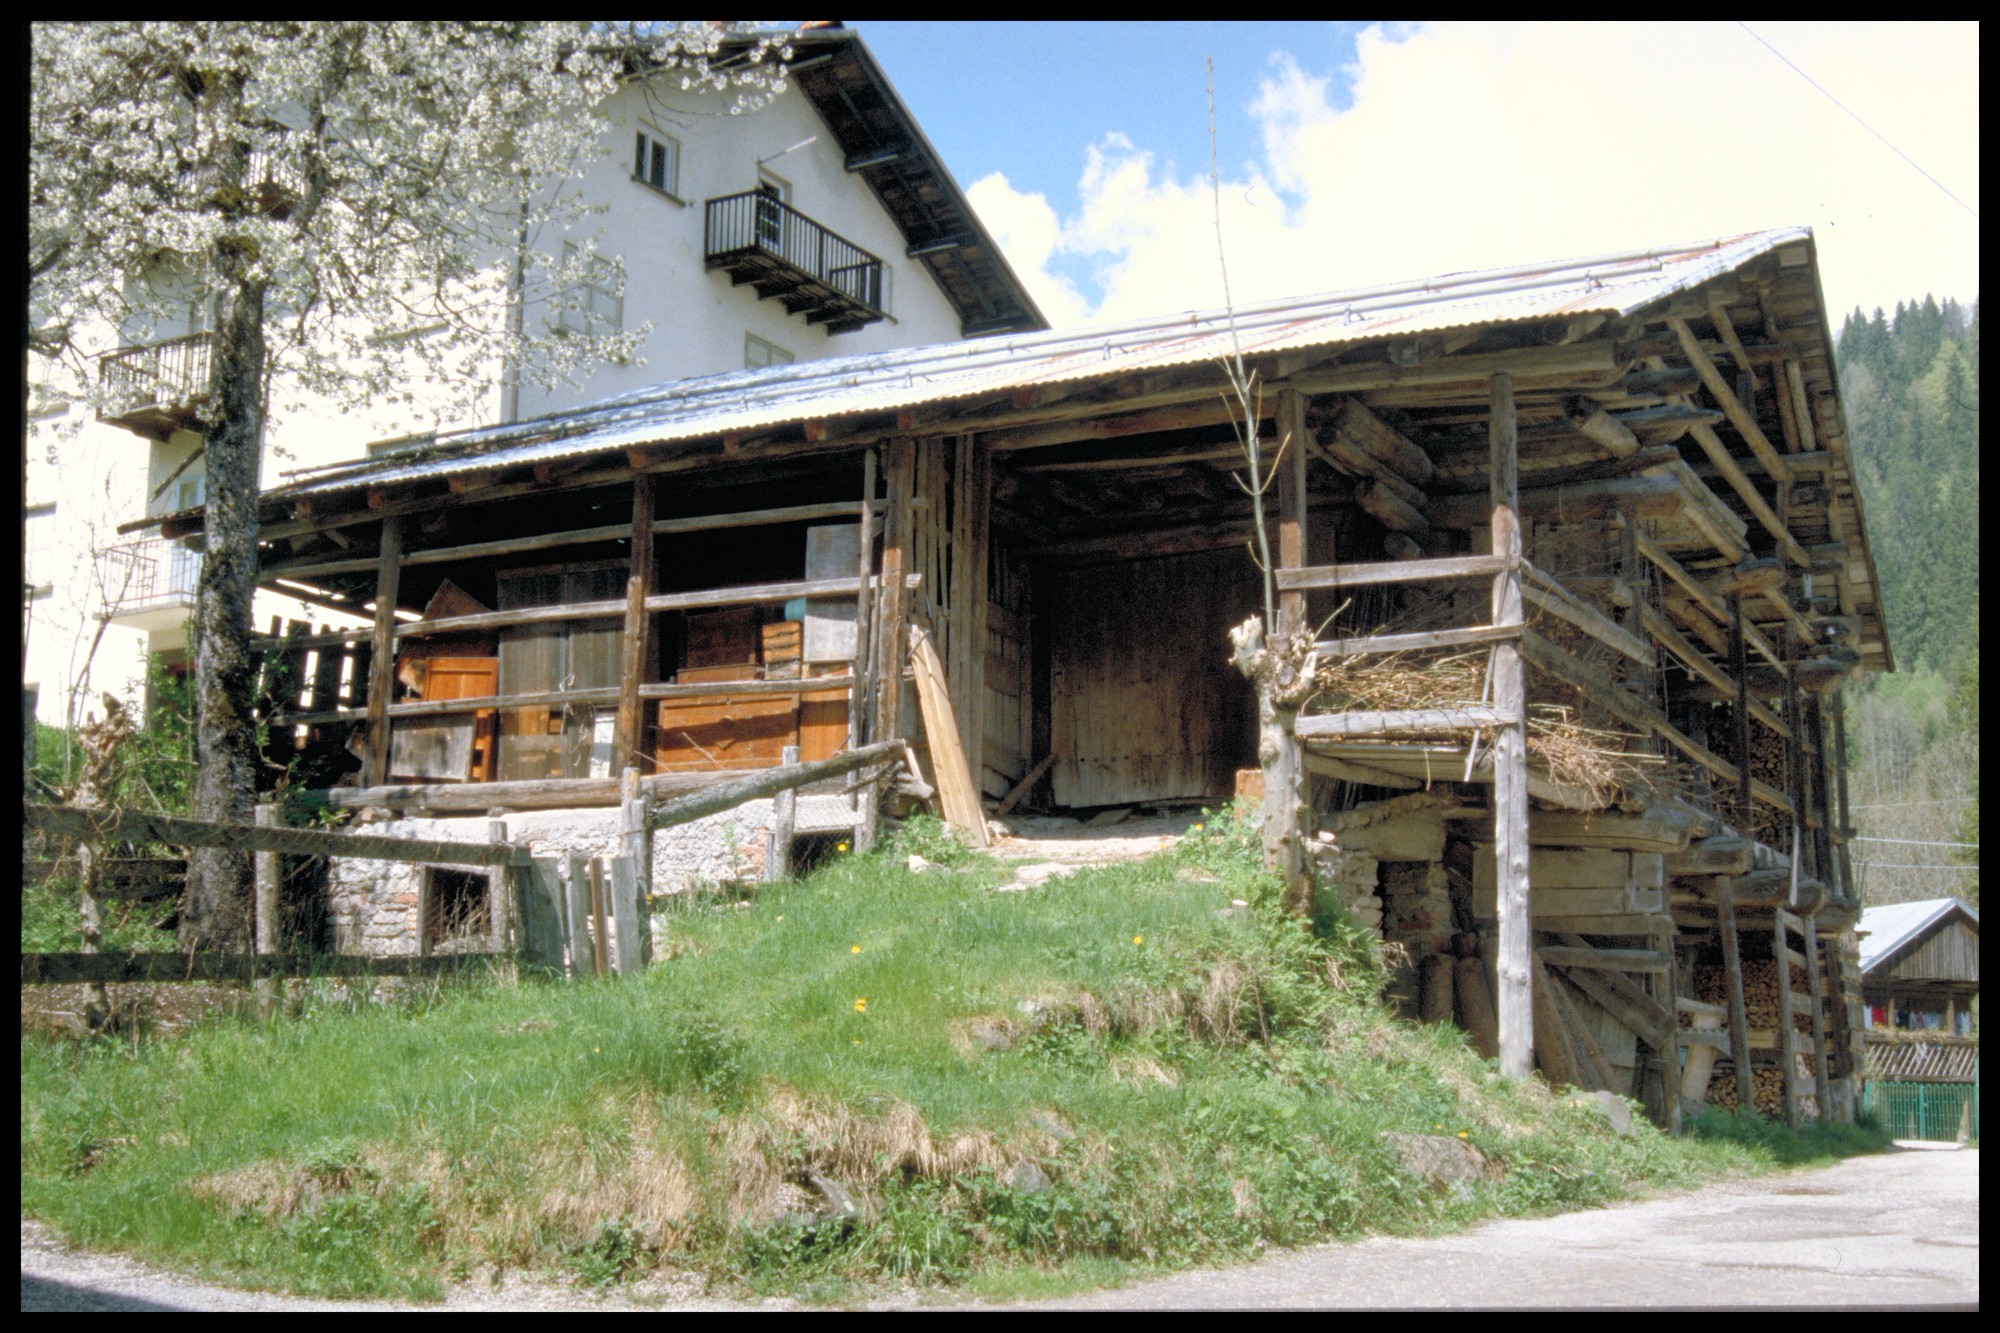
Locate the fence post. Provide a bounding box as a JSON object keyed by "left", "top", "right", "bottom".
{"left": 620, "top": 767, "right": 653, "bottom": 965}
{"left": 766, "top": 745, "right": 799, "bottom": 883}
{"left": 608, "top": 854, "right": 641, "bottom": 977}
{"left": 562, "top": 851, "right": 592, "bottom": 978}
{"left": 255, "top": 802, "right": 281, "bottom": 1019}
{"left": 486, "top": 816, "right": 510, "bottom": 955}
{"left": 511, "top": 856, "right": 565, "bottom": 974}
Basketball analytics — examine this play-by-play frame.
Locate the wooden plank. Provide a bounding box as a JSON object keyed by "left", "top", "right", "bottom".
{"left": 1330, "top": 399, "right": 1436, "bottom": 483}
{"left": 562, "top": 851, "right": 590, "bottom": 977}
{"left": 1528, "top": 912, "right": 1675, "bottom": 937}
{"left": 1297, "top": 706, "right": 1515, "bottom": 740}
{"left": 1685, "top": 423, "right": 1811, "bottom": 567}
{"left": 1715, "top": 876, "right": 1757, "bottom": 1114}
{"left": 21, "top": 952, "right": 506, "bottom": 984}
{"left": 1527, "top": 811, "right": 1694, "bottom": 854}
{"left": 1277, "top": 553, "right": 1504, "bottom": 592}
{"left": 1426, "top": 473, "right": 1684, "bottom": 530}
{"left": 1550, "top": 953, "right": 1675, "bottom": 1050}
{"left": 869, "top": 440, "right": 915, "bottom": 752}
{"left": 363, "top": 514, "right": 405, "bottom": 788}
{"left": 515, "top": 856, "right": 567, "bottom": 971}
{"left": 1548, "top": 967, "right": 1621, "bottom": 1091}
{"left": 1314, "top": 623, "right": 1518, "bottom": 657}
{"left": 1635, "top": 529, "right": 1783, "bottom": 668}
{"left": 994, "top": 753, "right": 1056, "bottom": 817}
{"left": 1286, "top": 341, "right": 1618, "bottom": 395}
{"left": 1532, "top": 954, "right": 1585, "bottom": 1088}
{"left": 586, "top": 858, "right": 610, "bottom": 979}
{"left": 263, "top": 521, "right": 633, "bottom": 581}
{"left": 1490, "top": 371, "right": 1531, "bottom": 1081}
{"left": 1521, "top": 566, "right": 1655, "bottom": 667}
{"left": 24, "top": 801, "right": 525, "bottom": 867}
{"left": 1562, "top": 396, "right": 1640, "bottom": 457}
{"left": 619, "top": 767, "right": 652, "bottom": 966}
{"left": 909, "top": 627, "right": 987, "bottom": 846}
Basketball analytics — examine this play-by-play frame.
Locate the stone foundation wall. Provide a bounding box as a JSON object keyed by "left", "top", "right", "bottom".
{"left": 327, "top": 794, "right": 858, "bottom": 955}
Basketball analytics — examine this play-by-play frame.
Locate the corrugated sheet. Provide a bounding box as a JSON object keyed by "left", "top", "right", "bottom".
{"left": 273, "top": 227, "right": 1812, "bottom": 501}
{"left": 1859, "top": 897, "right": 1979, "bottom": 974}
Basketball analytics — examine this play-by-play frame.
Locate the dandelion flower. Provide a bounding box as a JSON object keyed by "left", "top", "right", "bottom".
{"left": 1132, "top": 935, "right": 1144, "bottom": 946}
{"left": 854, "top": 998, "right": 867, "bottom": 1012}
{"left": 851, "top": 945, "right": 862, "bottom": 954}
{"left": 1457, "top": 1131, "right": 1469, "bottom": 1139}
{"left": 837, "top": 841, "right": 850, "bottom": 852}
{"left": 853, "top": 1039, "right": 862, "bottom": 1046}
{"left": 1192, "top": 823, "right": 1204, "bottom": 832}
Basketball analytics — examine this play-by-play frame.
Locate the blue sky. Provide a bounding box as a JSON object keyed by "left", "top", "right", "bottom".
{"left": 840, "top": 22, "right": 1980, "bottom": 330}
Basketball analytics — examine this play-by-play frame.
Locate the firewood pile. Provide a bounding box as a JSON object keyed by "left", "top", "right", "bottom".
{"left": 1710, "top": 703, "right": 1791, "bottom": 843}
{"left": 1692, "top": 958, "right": 1820, "bottom": 1118}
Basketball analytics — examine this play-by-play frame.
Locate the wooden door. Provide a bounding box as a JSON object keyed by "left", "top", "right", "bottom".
{"left": 1048, "top": 550, "right": 1259, "bottom": 807}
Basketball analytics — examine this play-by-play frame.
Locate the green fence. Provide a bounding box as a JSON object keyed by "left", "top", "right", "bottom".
{"left": 1863, "top": 1079, "right": 1979, "bottom": 1143}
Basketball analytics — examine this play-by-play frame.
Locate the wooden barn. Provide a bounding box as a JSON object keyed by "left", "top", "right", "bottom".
{"left": 1857, "top": 897, "right": 1979, "bottom": 1140}
{"left": 135, "top": 227, "right": 1891, "bottom": 1128}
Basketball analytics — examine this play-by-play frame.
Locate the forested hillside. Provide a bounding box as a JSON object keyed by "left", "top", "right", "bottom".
{"left": 1835, "top": 297, "right": 1979, "bottom": 906}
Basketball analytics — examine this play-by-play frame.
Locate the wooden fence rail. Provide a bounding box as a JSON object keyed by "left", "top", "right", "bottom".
{"left": 24, "top": 802, "right": 528, "bottom": 868}
{"left": 22, "top": 951, "right": 506, "bottom": 984}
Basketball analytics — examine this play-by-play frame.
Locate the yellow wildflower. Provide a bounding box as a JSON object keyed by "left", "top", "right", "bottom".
{"left": 1132, "top": 935, "right": 1144, "bottom": 946}
{"left": 854, "top": 998, "right": 867, "bottom": 1012}
{"left": 851, "top": 945, "right": 862, "bottom": 954}
{"left": 837, "top": 841, "right": 850, "bottom": 852}
{"left": 1457, "top": 1131, "right": 1469, "bottom": 1140}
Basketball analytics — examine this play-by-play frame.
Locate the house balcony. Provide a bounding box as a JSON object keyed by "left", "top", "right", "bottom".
{"left": 97, "top": 333, "right": 211, "bottom": 440}
{"left": 99, "top": 536, "right": 201, "bottom": 635}
{"left": 704, "top": 191, "right": 887, "bottom": 334}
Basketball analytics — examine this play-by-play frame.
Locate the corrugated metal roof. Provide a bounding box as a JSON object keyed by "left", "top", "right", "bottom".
{"left": 272, "top": 227, "right": 1812, "bottom": 501}
{"left": 1858, "top": 897, "right": 1979, "bottom": 973}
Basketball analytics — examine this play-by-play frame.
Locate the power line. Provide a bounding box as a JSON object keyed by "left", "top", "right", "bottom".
{"left": 1849, "top": 798, "right": 1974, "bottom": 810}
{"left": 1852, "top": 861, "right": 1979, "bottom": 872}
{"left": 1736, "top": 22, "right": 1979, "bottom": 221}
{"left": 1852, "top": 836, "right": 1979, "bottom": 849}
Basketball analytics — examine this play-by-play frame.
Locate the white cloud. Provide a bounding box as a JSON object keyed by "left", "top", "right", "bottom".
{"left": 981, "top": 22, "right": 1979, "bottom": 329}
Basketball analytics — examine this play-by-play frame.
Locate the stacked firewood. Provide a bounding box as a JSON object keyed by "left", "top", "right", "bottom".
{"left": 1692, "top": 958, "right": 1817, "bottom": 1118}
{"left": 1709, "top": 704, "right": 1791, "bottom": 842}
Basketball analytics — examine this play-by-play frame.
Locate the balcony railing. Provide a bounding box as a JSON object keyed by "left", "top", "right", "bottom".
{"left": 99, "top": 536, "right": 201, "bottom": 627}
{"left": 704, "top": 191, "right": 887, "bottom": 334}
{"left": 97, "top": 333, "right": 212, "bottom": 438}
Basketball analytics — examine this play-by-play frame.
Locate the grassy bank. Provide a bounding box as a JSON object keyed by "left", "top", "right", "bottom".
{"left": 20, "top": 812, "right": 1889, "bottom": 1302}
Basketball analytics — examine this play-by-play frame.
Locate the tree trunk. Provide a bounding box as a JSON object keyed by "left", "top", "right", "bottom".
{"left": 1230, "top": 615, "right": 1316, "bottom": 917}
{"left": 183, "top": 239, "right": 267, "bottom": 951}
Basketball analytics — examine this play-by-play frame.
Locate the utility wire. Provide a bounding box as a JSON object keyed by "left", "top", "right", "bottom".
{"left": 1852, "top": 861, "right": 1979, "bottom": 871}
{"left": 1737, "top": 21, "right": 1979, "bottom": 221}
{"left": 1849, "top": 798, "right": 1975, "bottom": 810}
{"left": 1851, "top": 836, "right": 1978, "bottom": 849}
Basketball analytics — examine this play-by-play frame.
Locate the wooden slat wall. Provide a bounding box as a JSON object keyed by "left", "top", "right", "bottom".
{"left": 1881, "top": 919, "right": 1980, "bottom": 985}
{"left": 982, "top": 540, "right": 1033, "bottom": 798}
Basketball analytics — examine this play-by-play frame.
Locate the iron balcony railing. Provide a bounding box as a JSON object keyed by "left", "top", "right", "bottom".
{"left": 98, "top": 536, "right": 201, "bottom": 619}
{"left": 704, "top": 191, "right": 886, "bottom": 330}
{"left": 97, "top": 332, "right": 212, "bottom": 433}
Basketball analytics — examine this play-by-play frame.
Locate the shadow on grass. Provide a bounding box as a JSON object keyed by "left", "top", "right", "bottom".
{"left": 1684, "top": 1108, "right": 1895, "bottom": 1166}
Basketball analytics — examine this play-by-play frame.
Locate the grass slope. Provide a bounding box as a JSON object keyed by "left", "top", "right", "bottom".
{"left": 20, "top": 811, "right": 1889, "bottom": 1302}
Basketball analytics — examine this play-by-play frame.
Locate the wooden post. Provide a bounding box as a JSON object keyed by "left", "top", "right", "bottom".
{"left": 563, "top": 850, "right": 590, "bottom": 978}
{"left": 1651, "top": 922, "right": 1683, "bottom": 1134}
{"left": 960, "top": 437, "right": 992, "bottom": 795}
{"left": 1774, "top": 914, "right": 1801, "bottom": 1128}
{"left": 486, "top": 816, "right": 510, "bottom": 955}
{"left": 255, "top": 802, "right": 280, "bottom": 1018}
{"left": 848, "top": 447, "right": 878, "bottom": 751}
{"left": 860, "top": 439, "right": 915, "bottom": 850}
{"left": 1489, "top": 371, "right": 1532, "bottom": 1079}
{"left": 363, "top": 514, "right": 405, "bottom": 789}
{"left": 620, "top": 767, "right": 652, "bottom": 963}
{"left": 1716, "top": 876, "right": 1757, "bottom": 1115}
{"left": 1728, "top": 592, "right": 1753, "bottom": 833}
{"left": 1277, "top": 388, "right": 1308, "bottom": 636}
{"left": 515, "top": 856, "right": 567, "bottom": 973}
{"left": 608, "top": 854, "right": 641, "bottom": 977}
{"left": 767, "top": 745, "right": 799, "bottom": 883}
{"left": 587, "top": 857, "right": 610, "bottom": 979}
{"left": 1830, "top": 688, "right": 1855, "bottom": 903}
{"left": 615, "top": 474, "right": 655, "bottom": 772}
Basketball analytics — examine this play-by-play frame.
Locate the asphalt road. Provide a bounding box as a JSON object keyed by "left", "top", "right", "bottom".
{"left": 21, "top": 1147, "right": 1978, "bottom": 1311}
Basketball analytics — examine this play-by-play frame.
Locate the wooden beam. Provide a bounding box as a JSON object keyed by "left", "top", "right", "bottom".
{"left": 1298, "top": 705, "right": 1516, "bottom": 739}
{"left": 1278, "top": 389, "right": 1308, "bottom": 634}
{"left": 1315, "top": 623, "right": 1519, "bottom": 657}
{"left": 982, "top": 398, "right": 1264, "bottom": 453}
{"left": 1685, "top": 423, "right": 1811, "bottom": 567}
{"left": 1426, "top": 473, "right": 1683, "bottom": 530}
{"left": 363, "top": 515, "right": 404, "bottom": 789}
{"left": 1490, "top": 371, "right": 1532, "bottom": 1081}
{"left": 1327, "top": 399, "right": 1435, "bottom": 483}
{"left": 615, "top": 474, "right": 655, "bottom": 773}
{"left": 1668, "top": 317, "right": 1792, "bottom": 483}
{"left": 1520, "top": 564, "right": 1655, "bottom": 667}
{"left": 1284, "top": 342, "right": 1619, "bottom": 396}
{"left": 25, "top": 801, "right": 525, "bottom": 867}
{"left": 1278, "top": 553, "right": 1505, "bottom": 592}
{"left": 869, "top": 440, "right": 915, "bottom": 748}
{"left": 1563, "top": 396, "right": 1640, "bottom": 457}
{"left": 648, "top": 740, "right": 904, "bottom": 832}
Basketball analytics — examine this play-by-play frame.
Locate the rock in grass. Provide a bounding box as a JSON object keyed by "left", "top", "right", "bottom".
{"left": 1566, "top": 1089, "right": 1636, "bottom": 1137}
{"left": 1001, "top": 1159, "right": 1052, "bottom": 1194}
{"left": 1381, "top": 1131, "right": 1504, "bottom": 1203}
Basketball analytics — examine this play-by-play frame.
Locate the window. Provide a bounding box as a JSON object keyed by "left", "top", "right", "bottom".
{"left": 633, "top": 127, "right": 681, "bottom": 199}
{"left": 554, "top": 243, "right": 623, "bottom": 336}
{"left": 745, "top": 333, "right": 793, "bottom": 370}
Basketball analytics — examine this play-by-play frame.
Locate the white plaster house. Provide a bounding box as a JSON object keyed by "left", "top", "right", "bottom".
{"left": 23, "top": 24, "right": 1041, "bottom": 735}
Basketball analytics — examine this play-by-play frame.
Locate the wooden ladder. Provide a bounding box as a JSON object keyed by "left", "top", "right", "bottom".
{"left": 1773, "top": 910, "right": 1831, "bottom": 1127}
